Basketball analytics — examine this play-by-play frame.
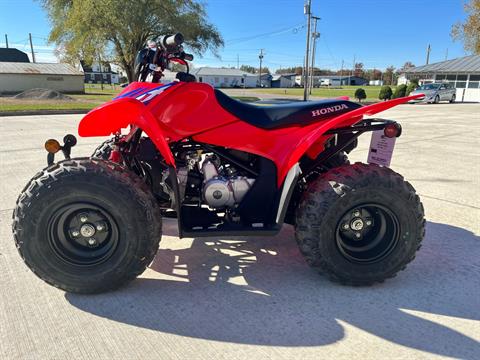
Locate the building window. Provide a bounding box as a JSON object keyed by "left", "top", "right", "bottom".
{"left": 446, "top": 74, "right": 456, "bottom": 81}
{"left": 214, "top": 77, "right": 219, "bottom": 83}
{"left": 436, "top": 74, "right": 447, "bottom": 81}
{"left": 456, "top": 75, "right": 467, "bottom": 88}
{"left": 199, "top": 76, "right": 203, "bottom": 82}
{"left": 90, "top": 73, "right": 95, "bottom": 80}
{"left": 468, "top": 75, "right": 480, "bottom": 88}
{"left": 241, "top": 78, "right": 244, "bottom": 84}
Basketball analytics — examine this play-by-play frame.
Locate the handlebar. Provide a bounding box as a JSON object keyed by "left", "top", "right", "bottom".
{"left": 134, "top": 33, "right": 194, "bottom": 83}
{"left": 159, "top": 33, "right": 184, "bottom": 49}
{"left": 182, "top": 53, "right": 194, "bottom": 61}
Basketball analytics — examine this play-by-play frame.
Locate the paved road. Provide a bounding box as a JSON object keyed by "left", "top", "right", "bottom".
{"left": 1, "top": 103, "right": 479, "bottom": 359}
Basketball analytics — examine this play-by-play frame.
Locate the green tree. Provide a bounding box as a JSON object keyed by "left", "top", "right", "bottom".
{"left": 400, "top": 61, "right": 416, "bottom": 72}
{"left": 275, "top": 67, "right": 303, "bottom": 75}
{"left": 354, "top": 62, "right": 365, "bottom": 78}
{"left": 379, "top": 85, "right": 393, "bottom": 101}
{"left": 42, "top": 0, "right": 223, "bottom": 81}
{"left": 451, "top": 0, "right": 480, "bottom": 54}
{"left": 383, "top": 66, "right": 396, "bottom": 85}
{"left": 406, "top": 79, "right": 419, "bottom": 95}
{"left": 393, "top": 84, "right": 408, "bottom": 99}
{"left": 240, "top": 65, "right": 257, "bottom": 74}
{"left": 240, "top": 65, "right": 270, "bottom": 74}
{"left": 354, "top": 88, "right": 367, "bottom": 102}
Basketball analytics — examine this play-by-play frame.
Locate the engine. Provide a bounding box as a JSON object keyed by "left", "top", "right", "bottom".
{"left": 201, "top": 156, "right": 255, "bottom": 208}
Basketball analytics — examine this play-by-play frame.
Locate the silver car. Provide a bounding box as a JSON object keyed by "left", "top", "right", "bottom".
{"left": 410, "top": 83, "right": 456, "bottom": 104}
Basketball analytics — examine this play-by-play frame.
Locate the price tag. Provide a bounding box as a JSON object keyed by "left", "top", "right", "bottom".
{"left": 367, "top": 130, "right": 396, "bottom": 167}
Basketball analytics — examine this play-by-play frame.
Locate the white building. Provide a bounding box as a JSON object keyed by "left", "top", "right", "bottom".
{"left": 369, "top": 80, "right": 384, "bottom": 86}
{"left": 271, "top": 74, "right": 295, "bottom": 88}
{"left": 0, "top": 62, "right": 84, "bottom": 94}
{"left": 294, "top": 75, "right": 369, "bottom": 87}
{"left": 400, "top": 54, "right": 480, "bottom": 102}
{"left": 192, "top": 67, "right": 268, "bottom": 88}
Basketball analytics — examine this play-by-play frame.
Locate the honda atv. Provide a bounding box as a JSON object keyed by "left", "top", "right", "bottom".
{"left": 12, "top": 34, "right": 425, "bottom": 294}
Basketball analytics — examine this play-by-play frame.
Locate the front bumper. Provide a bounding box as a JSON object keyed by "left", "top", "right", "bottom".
{"left": 408, "top": 94, "right": 435, "bottom": 103}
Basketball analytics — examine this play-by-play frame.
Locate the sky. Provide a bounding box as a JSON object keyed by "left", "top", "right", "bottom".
{"left": 0, "top": 0, "right": 470, "bottom": 71}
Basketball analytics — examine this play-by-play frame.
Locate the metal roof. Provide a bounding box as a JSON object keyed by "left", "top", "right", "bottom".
{"left": 0, "top": 62, "right": 84, "bottom": 76}
{"left": 193, "top": 67, "right": 251, "bottom": 77}
{"left": 272, "top": 74, "right": 295, "bottom": 81}
{"left": 404, "top": 55, "right": 480, "bottom": 74}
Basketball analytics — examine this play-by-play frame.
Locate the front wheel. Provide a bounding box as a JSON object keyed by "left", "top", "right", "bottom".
{"left": 12, "top": 158, "right": 162, "bottom": 293}
{"left": 449, "top": 94, "right": 456, "bottom": 103}
{"left": 434, "top": 95, "right": 440, "bottom": 104}
{"left": 92, "top": 137, "right": 118, "bottom": 160}
{"left": 295, "top": 163, "right": 425, "bottom": 286}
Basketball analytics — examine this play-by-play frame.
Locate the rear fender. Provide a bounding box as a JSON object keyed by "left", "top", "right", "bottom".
{"left": 78, "top": 97, "right": 175, "bottom": 166}
{"left": 283, "top": 93, "right": 424, "bottom": 180}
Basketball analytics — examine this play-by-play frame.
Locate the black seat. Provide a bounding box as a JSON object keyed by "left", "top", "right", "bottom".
{"left": 214, "top": 90, "right": 362, "bottom": 130}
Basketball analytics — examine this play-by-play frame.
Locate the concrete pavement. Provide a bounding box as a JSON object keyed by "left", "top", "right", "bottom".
{"left": 0, "top": 103, "right": 479, "bottom": 359}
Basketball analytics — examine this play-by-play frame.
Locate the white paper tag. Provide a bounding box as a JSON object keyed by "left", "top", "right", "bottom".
{"left": 367, "top": 130, "right": 396, "bottom": 167}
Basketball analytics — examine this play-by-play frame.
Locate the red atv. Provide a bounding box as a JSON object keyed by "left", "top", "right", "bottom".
{"left": 13, "top": 34, "right": 425, "bottom": 294}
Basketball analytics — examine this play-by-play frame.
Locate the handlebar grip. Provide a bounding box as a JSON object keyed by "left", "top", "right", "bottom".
{"left": 183, "top": 53, "right": 194, "bottom": 61}
{"left": 162, "top": 33, "right": 184, "bottom": 47}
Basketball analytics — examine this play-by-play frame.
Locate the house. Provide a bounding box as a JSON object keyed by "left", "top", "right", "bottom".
{"left": 398, "top": 54, "right": 480, "bottom": 102}
{"left": 294, "top": 75, "right": 368, "bottom": 87}
{"left": 369, "top": 80, "right": 384, "bottom": 86}
{"left": 0, "top": 62, "right": 84, "bottom": 94}
{"left": 0, "top": 48, "right": 30, "bottom": 63}
{"left": 79, "top": 61, "right": 119, "bottom": 84}
{"left": 192, "top": 67, "right": 271, "bottom": 88}
{"left": 271, "top": 74, "right": 295, "bottom": 88}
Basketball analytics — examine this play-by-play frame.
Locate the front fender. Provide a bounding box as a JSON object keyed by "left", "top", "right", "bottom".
{"left": 78, "top": 97, "right": 175, "bottom": 166}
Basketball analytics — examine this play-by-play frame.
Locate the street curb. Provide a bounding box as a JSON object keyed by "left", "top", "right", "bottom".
{"left": 0, "top": 109, "right": 90, "bottom": 117}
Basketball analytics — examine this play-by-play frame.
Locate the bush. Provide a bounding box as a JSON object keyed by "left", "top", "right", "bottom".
{"left": 354, "top": 88, "right": 367, "bottom": 102}
{"left": 379, "top": 85, "right": 393, "bottom": 100}
{"left": 406, "top": 82, "right": 417, "bottom": 95}
{"left": 393, "top": 84, "right": 407, "bottom": 98}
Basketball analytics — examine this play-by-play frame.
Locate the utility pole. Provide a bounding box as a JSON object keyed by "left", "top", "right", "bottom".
{"left": 426, "top": 44, "right": 431, "bottom": 65}
{"left": 29, "top": 33, "right": 36, "bottom": 63}
{"left": 309, "top": 16, "right": 320, "bottom": 95}
{"left": 340, "top": 59, "right": 344, "bottom": 85}
{"left": 349, "top": 54, "right": 355, "bottom": 86}
{"left": 237, "top": 54, "right": 239, "bottom": 69}
{"left": 4, "top": 34, "right": 8, "bottom": 48}
{"left": 303, "top": 0, "right": 312, "bottom": 101}
{"left": 258, "top": 49, "right": 264, "bottom": 88}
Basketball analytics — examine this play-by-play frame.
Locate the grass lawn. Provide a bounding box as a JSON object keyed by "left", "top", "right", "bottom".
{"left": 0, "top": 83, "right": 259, "bottom": 112}
{"left": 254, "top": 85, "right": 392, "bottom": 102}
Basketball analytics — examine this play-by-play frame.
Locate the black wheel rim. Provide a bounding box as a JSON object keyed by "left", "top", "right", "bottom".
{"left": 48, "top": 203, "right": 119, "bottom": 266}
{"left": 335, "top": 203, "right": 400, "bottom": 264}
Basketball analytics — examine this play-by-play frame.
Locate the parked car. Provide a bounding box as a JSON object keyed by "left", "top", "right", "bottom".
{"left": 410, "top": 83, "right": 456, "bottom": 104}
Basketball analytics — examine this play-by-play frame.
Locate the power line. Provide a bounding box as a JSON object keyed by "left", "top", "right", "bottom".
{"left": 226, "top": 23, "right": 305, "bottom": 45}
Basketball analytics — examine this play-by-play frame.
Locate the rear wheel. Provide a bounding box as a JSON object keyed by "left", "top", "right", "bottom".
{"left": 295, "top": 163, "right": 425, "bottom": 285}
{"left": 325, "top": 151, "right": 349, "bottom": 169}
{"left": 434, "top": 95, "right": 440, "bottom": 104}
{"left": 12, "top": 158, "right": 162, "bottom": 293}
